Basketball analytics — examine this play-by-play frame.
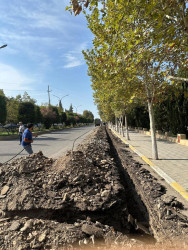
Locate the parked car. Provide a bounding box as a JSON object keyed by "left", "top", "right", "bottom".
{"left": 3, "top": 123, "right": 19, "bottom": 129}
{"left": 3, "top": 123, "right": 19, "bottom": 134}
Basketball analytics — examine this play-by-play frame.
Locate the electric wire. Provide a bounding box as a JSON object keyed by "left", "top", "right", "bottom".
{"left": 2, "top": 137, "right": 37, "bottom": 165}
{"left": 3, "top": 148, "right": 25, "bottom": 164}
{"left": 72, "top": 128, "right": 92, "bottom": 153}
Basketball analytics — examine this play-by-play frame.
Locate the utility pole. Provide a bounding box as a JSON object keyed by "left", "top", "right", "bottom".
{"left": 47, "top": 85, "right": 52, "bottom": 106}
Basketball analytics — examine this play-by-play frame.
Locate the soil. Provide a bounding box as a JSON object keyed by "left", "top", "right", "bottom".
{"left": 0, "top": 126, "right": 188, "bottom": 250}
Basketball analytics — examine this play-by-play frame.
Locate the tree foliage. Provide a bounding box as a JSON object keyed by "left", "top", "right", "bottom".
{"left": 66, "top": 112, "right": 76, "bottom": 126}
{"left": 69, "top": 104, "right": 73, "bottom": 113}
{"left": 18, "top": 102, "right": 36, "bottom": 124}
{"left": 6, "top": 93, "right": 37, "bottom": 124}
{"left": 22, "top": 91, "right": 36, "bottom": 104}
{"left": 68, "top": 0, "right": 187, "bottom": 159}
{"left": 60, "top": 112, "right": 67, "bottom": 124}
{"left": 0, "top": 90, "right": 7, "bottom": 124}
{"left": 35, "top": 106, "right": 43, "bottom": 124}
{"left": 6, "top": 96, "right": 19, "bottom": 123}
{"left": 40, "top": 106, "right": 57, "bottom": 129}
{"left": 83, "top": 110, "right": 94, "bottom": 122}
{"left": 51, "top": 106, "right": 60, "bottom": 124}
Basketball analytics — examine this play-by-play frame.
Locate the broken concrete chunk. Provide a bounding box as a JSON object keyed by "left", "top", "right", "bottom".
{"left": 9, "top": 221, "right": 21, "bottom": 231}
{"left": 101, "top": 190, "right": 110, "bottom": 197}
{"left": 1, "top": 185, "right": 9, "bottom": 195}
{"left": 0, "top": 195, "right": 6, "bottom": 199}
{"left": 38, "top": 232, "right": 46, "bottom": 242}
{"left": 81, "top": 224, "right": 104, "bottom": 238}
{"left": 20, "top": 220, "right": 33, "bottom": 232}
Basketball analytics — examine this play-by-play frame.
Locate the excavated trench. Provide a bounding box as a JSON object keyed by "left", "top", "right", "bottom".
{"left": 105, "top": 128, "right": 154, "bottom": 238}
{"left": 106, "top": 127, "right": 188, "bottom": 245}
{"left": 0, "top": 126, "right": 187, "bottom": 249}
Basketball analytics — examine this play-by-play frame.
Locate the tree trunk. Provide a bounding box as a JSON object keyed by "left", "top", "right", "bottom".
{"left": 144, "top": 61, "right": 158, "bottom": 160}
{"left": 148, "top": 100, "right": 158, "bottom": 160}
{"left": 118, "top": 117, "right": 120, "bottom": 134}
{"left": 115, "top": 116, "right": 118, "bottom": 131}
{"left": 125, "top": 113, "right": 130, "bottom": 140}
{"left": 121, "top": 115, "right": 124, "bottom": 137}
{"left": 119, "top": 117, "right": 121, "bottom": 134}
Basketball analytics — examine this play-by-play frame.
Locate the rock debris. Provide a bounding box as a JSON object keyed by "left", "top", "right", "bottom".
{"left": 0, "top": 126, "right": 187, "bottom": 249}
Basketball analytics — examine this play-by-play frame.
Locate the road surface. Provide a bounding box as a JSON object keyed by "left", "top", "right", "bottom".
{"left": 0, "top": 125, "right": 95, "bottom": 164}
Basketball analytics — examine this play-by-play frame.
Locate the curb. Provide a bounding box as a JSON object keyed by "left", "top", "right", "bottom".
{"left": 0, "top": 129, "right": 64, "bottom": 141}
{"left": 0, "top": 135, "right": 18, "bottom": 141}
{"left": 0, "top": 125, "right": 92, "bottom": 141}
{"left": 111, "top": 128, "right": 188, "bottom": 202}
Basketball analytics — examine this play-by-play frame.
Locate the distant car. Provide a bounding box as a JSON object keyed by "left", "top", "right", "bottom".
{"left": 94, "top": 118, "right": 101, "bottom": 127}
{"left": 34, "top": 123, "right": 42, "bottom": 128}
{"left": 3, "top": 123, "right": 19, "bottom": 132}
{"left": 3, "top": 123, "right": 19, "bottom": 129}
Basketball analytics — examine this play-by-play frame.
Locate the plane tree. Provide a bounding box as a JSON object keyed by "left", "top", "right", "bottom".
{"left": 82, "top": 0, "right": 162, "bottom": 158}
{"left": 83, "top": 45, "right": 138, "bottom": 139}
{"left": 68, "top": 0, "right": 187, "bottom": 159}
{"left": 0, "top": 90, "right": 7, "bottom": 124}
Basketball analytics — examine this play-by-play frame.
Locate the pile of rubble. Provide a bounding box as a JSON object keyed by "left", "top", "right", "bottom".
{"left": 0, "top": 126, "right": 188, "bottom": 249}
{"left": 0, "top": 127, "right": 130, "bottom": 249}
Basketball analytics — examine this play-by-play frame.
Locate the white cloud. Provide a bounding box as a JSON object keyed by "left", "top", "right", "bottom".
{"left": 63, "top": 54, "right": 84, "bottom": 68}
{"left": 0, "top": 1, "right": 90, "bottom": 71}
{"left": 0, "top": 0, "right": 93, "bottom": 99}
{"left": 63, "top": 42, "right": 88, "bottom": 68}
{"left": 0, "top": 1, "right": 83, "bottom": 34}
{"left": 0, "top": 63, "right": 34, "bottom": 91}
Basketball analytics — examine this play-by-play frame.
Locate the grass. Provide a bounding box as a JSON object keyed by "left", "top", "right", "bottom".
{"left": 0, "top": 131, "right": 18, "bottom": 136}
{"left": 0, "top": 124, "right": 89, "bottom": 136}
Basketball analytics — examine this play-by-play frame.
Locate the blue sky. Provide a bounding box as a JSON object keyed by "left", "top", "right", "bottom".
{"left": 0, "top": 0, "right": 99, "bottom": 118}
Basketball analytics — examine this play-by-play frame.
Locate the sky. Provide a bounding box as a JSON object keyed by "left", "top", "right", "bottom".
{"left": 0, "top": 0, "right": 100, "bottom": 118}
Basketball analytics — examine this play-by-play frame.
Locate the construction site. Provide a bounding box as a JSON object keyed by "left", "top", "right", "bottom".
{"left": 0, "top": 126, "right": 188, "bottom": 250}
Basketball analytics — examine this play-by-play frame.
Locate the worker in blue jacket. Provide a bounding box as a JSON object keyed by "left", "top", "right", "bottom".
{"left": 21, "top": 123, "right": 38, "bottom": 154}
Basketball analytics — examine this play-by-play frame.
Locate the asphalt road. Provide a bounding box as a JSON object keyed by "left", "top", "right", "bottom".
{"left": 0, "top": 125, "right": 95, "bottom": 164}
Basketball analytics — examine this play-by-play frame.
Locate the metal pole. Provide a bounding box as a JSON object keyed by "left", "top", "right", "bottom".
{"left": 74, "top": 105, "right": 82, "bottom": 114}
{"left": 47, "top": 85, "right": 51, "bottom": 106}
{"left": 53, "top": 94, "right": 69, "bottom": 109}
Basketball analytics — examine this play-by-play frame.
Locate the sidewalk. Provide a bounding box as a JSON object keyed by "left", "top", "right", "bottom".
{"left": 111, "top": 128, "right": 188, "bottom": 202}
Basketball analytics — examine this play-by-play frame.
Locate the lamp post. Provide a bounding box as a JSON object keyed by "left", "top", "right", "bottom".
{"left": 53, "top": 94, "right": 69, "bottom": 125}
{"left": 73, "top": 105, "right": 82, "bottom": 114}
{"left": 0, "top": 44, "right": 7, "bottom": 49}
{"left": 53, "top": 94, "right": 69, "bottom": 110}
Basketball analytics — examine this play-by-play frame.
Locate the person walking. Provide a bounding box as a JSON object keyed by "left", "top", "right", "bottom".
{"left": 18, "top": 122, "right": 25, "bottom": 145}
{"left": 21, "top": 123, "right": 38, "bottom": 154}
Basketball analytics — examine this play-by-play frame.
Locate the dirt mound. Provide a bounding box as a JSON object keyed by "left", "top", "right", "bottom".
{"left": 0, "top": 126, "right": 188, "bottom": 249}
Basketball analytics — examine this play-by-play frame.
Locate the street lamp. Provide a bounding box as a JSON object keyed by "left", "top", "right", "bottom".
{"left": 0, "top": 44, "right": 7, "bottom": 49}
{"left": 53, "top": 94, "right": 69, "bottom": 110}
{"left": 74, "top": 105, "right": 82, "bottom": 113}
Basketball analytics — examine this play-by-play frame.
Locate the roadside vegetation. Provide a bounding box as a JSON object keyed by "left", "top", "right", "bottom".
{"left": 0, "top": 123, "right": 92, "bottom": 137}
{"left": 0, "top": 90, "right": 94, "bottom": 136}
{"left": 68, "top": 0, "right": 188, "bottom": 159}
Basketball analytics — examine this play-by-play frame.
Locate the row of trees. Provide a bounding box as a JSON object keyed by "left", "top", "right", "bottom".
{"left": 127, "top": 79, "right": 188, "bottom": 136}
{"left": 0, "top": 90, "right": 94, "bottom": 128}
{"left": 68, "top": 0, "right": 187, "bottom": 159}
